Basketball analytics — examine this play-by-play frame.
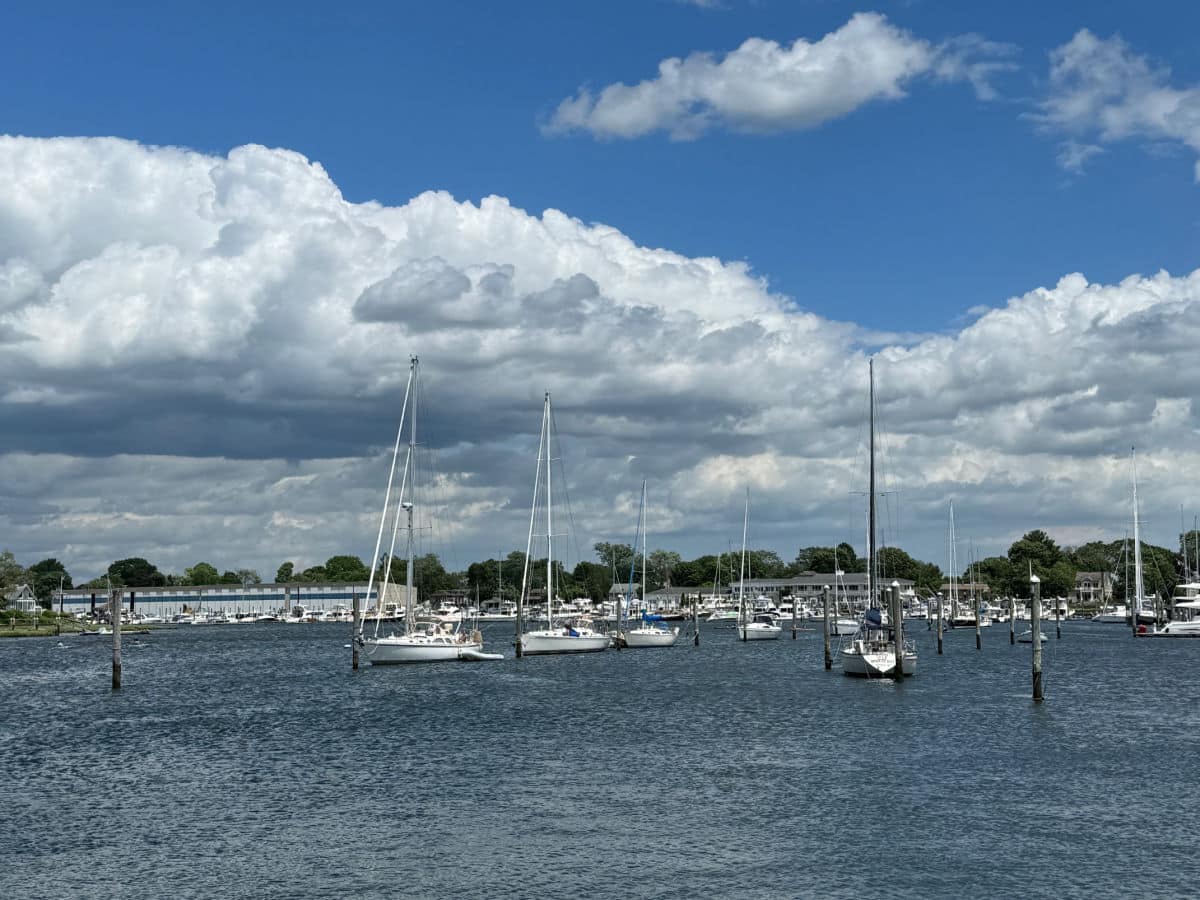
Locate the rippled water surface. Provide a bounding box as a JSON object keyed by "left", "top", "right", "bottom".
{"left": 1, "top": 621, "right": 1195, "bottom": 898}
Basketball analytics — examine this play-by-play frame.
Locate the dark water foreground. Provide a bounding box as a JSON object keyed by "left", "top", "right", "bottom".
{"left": 1, "top": 620, "right": 1194, "bottom": 899}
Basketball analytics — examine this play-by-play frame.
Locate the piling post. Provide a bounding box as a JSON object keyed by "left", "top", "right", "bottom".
{"left": 1055, "top": 595, "right": 1062, "bottom": 640}
{"left": 515, "top": 586, "right": 524, "bottom": 659}
{"left": 111, "top": 587, "right": 122, "bottom": 690}
{"left": 1010, "top": 596, "right": 1016, "bottom": 645}
{"left": 975, "top": 594, "right": 982, "bottom": 651}
{"left": 693, "top": 593, "right": 700, "bottom": 647}
{"left": 936, "top": 592, "right": 943, "bottom": 655}
{"left": 791, "top": 595, "right": 798, "bottom": 640}
{"left": 822, "top": 586, "right": 831, "bottom": 670}
{"left": 1031, "top": 574, "right": 1043, "bottom": 702}
{"left": 891, "top": 581, "right": 904, "bottom": 679}
{"left": 351, "top": 591, "right": 360, "bottom": 670}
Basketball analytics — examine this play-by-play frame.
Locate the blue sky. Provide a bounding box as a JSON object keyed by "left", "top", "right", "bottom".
{"left": 5, "top": 0, "right": 1198, "bottom": 333}
{"left": 2, "top": 1, "right": 1200, "bottom": 576}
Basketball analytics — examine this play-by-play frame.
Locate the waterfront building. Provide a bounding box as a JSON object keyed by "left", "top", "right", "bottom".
{"left": 52, "top": 582, "right": 403, "bottom": 619}
{"left": 1074, "top": 571, "right": 1113, "bottom": 606}
{"left": 4, "top": 584, "right": 38, "bottom": 613}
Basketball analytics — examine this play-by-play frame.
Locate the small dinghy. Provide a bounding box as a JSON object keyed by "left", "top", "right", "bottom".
{"left": 459, "top": 648, "right": 504, "bottom": 661}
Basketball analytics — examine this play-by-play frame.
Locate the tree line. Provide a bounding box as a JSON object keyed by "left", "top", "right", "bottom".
{"left": 3, "top": 527, "right": 1197, "bottom": 609}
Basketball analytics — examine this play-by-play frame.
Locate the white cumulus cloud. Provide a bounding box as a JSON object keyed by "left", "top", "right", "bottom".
{"left": 0, "top": 135, "right": 1195, "bottom": 579}
{"left": 545, "top": 12, "right": 1015, "bottom": 140}
{"left": 1037, "top": 29, "right": 1200, "bottom": 179}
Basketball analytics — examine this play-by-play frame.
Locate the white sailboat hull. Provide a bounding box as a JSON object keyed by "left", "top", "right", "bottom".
{"left": 519, "top": 630, "right": 610, "bottom": 655}
{"left": 840, "top": 640, "right": 918, "bottom": 678}
{"left": 1147, "top": 620, "right": 1200, "bottom": 637}
{"left": 364, "top": 634, "right": 482, "bottom": 664}
{"left": 623, "top": 627, "right": 679, "bottom": 648}
{"left": 738, "top": 622, "right": 782, "bottom": 640}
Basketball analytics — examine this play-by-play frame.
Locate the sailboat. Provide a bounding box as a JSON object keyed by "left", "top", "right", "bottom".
{"left": 358, "top": 357, "right": 490, "bottom": 664}
{"left": 736, "top": 490, "right": 782, "bottom": 641}
{"left": 517, "top": 392, "right": 610, "bottom": 655}
{"left": 841, "top": 359, "right": 917, "bottom": 677}
{"left": 620, "top": 481, "right": 680, "bottom": 648}
{"left": 1127, "top": 448, "right": 1159, "bottom": 633}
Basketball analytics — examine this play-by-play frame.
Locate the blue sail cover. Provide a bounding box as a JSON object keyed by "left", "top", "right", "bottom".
{"left": 641, "top": 613, "right": 664, "bottom": 622}
{"left": 864, "top": 608, "right": 883, "bottom": 628}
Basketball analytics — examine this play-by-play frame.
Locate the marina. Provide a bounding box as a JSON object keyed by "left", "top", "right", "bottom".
{"left": 0, "top": 619, "right": 1195, "bottom": 898}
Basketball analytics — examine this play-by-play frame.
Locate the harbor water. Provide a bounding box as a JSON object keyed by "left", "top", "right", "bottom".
{"left": 1, "top": 621, "right": 1195, "bottom": 898}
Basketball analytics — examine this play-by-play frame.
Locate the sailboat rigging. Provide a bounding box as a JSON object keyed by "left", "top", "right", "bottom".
{"left": 517, "top": 392, "right": 610, "bottom": 655}
{"left": 619, "top": 480, "right": 680, "bottom": 648}
{"left": 356, "top": 357, "right": 493, "bottom": 663}
{"left": 840, "top": 358, "right": 917, "bottom": 677}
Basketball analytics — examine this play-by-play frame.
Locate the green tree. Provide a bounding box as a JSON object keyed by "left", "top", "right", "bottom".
{"left": 324, "top": 555, "right": 370, "bottom": 582}
{"left": 412, "top": 553, "right": 455, "bottom": 601}
{"left": 300, "top": 566, "right": 328, "bottom": 582}
{"left": 1043, "top": 560, "right": 1078, "bottom": 598}
{"left": 108, "top": 557, "right": 166, "bottom": 587}
{"left": 1008, "top": 530, "right": 1063, "bottom": 572}
{"left": 236, "top": 568, "right": 262, "bottom": 585}
{"left": 27, "top": 558, "right": 72, "bottom": 603}
{"left": 594, "top": 542, "right": 635, "bottom": 578}
{"left": 876, "top": 547, "right": 943, "bottom": 593}
{"left": 219, "top": 570, "right": 241, "bottom": 584}
{"left": 0, "top": 550, "right": 27, "bottom": 598}
{"left": 185, "top": 562, "right": 221, "bottom": 585}
{"left": 572, "top": 561, "right": 612, "bottom": 603}
{"left": 647, "top": 549, "right": 682, "bottom": 589}
{"left": 972, "top": 556, "right": 1015, "bottom": 596}
{"left": 746, "top": 549, "right": 788, "bottom": 579}
{"left": 276, "top": 561, "right": 295, "bottom": 583}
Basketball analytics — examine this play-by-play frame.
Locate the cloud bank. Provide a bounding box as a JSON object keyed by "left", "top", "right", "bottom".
{"left": 545, "top": 13, "right": 1015, "bottom": 139}
{"left": 0, "top": 136, "right": 1195, "bottom": 578}
{"left": 1039, "top": 29, "right": 1200, "bottom": 179}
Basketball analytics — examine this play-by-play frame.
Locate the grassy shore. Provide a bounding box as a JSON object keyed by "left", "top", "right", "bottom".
{"left": 0, "top": 616, "right": 154, "bottom": 638}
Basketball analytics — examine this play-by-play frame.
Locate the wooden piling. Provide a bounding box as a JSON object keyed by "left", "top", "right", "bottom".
{"left": 111, "top": 587, "right": 122, "bottom": 690}
{"left": 1055, "top": 595, "right": 1062, "bottom": 640}
{"left": 693, "top": 593, "right": 700, "bottom": 647}
{"left": 891, "top": 581, "right": 904, "bottom": 679}
{"left": 936, "top": 592, "right": 943, "bottom": 655}
{"left": 791, "top": 595, "right": 798, "bottom": 639}
{"left": 515, "top": 585, "right": 524, "bottom": 659}
{"left": 351, "top": 591, "right": 360, "bottom": 670}
{"left": 1031, "top": 575, "right": 1043, "bottom": 702}
{"left": 975, "top": 594, "right": 982, "bottom": 651}
{"left": 822, "top": 586, "right": 831, "bottom": 670}
{"left": 1009, "top": 596, "right": 1015, "bottom": 645}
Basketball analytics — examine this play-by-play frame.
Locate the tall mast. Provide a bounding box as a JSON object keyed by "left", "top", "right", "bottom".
{"left": 642, "top": 479, "right": 648, "bottom": 619}
{"left": 949, "top": 500, "right": 957, "bottom": 617}
{"left": 361, "top": 357, "right": 415, "bottom": 638}
{"left": 739, "top": 489, "right": 749, "bottom": 624}
{"left": 518, "top": 394, "right": 549, "bottom": 641}
{"left": 1132, "top": 448, "right": 1145, "bottom": 613}
{"left": 545, "top": 392, "right": 554, "bottom": 628}
{"left": 404, "top": 357, "right": 419, "bottom": 634}
{"left": 868, "top": 358, "right": 877, "bottom": 609}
